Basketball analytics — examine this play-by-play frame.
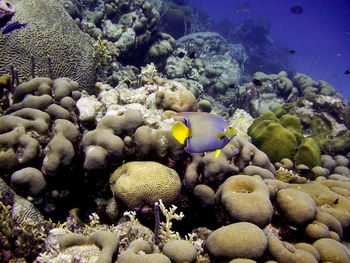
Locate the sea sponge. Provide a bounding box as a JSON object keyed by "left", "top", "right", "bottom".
{"left": 0, "top": 0, "right": 95, "bottom": 92}
{"left": 266, "top": 235, "right": 318, "bottom": 263}
{"left": 206, "top": 222, "right": 267, "bottom": 260}
{"left": 118, "top": 238, "right": 171, "bottom": 263}
{"left": 42, "top": 119, "right": 79, "bottom": 176}
{"left": 11, "top": 167, "right": 46, "bottom": 196}
{"left": 294, "top": 137, "right": 321, "bottom": 168}
{"left": 162, "top": 240, "right": 197, "bottom": 263}
{"left": 313, "top": 238, "right": 350, "bottom": 263}
{"left": 276, "top": 188, "right": 316, "bottom": 225}
{"left": 110, "top": 161, "right": 181, "bottom": 209}
{"left": 217, "top": 175, "right": 273, "bottom": 227}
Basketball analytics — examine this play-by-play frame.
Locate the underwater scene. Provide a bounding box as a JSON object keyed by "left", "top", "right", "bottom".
{"left": 0, "top": 0, "right": 350, "bottom": 262}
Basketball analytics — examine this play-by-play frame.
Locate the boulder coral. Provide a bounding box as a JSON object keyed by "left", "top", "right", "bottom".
{"left": 0, "top": 108, "right": 50, "bottom": 170}
{"left": 118, "top": 238, "right": 171, "bottom": 263}
{"left": 133, "top": 126, "right": 184, "bottom": 162}
{"left": 110, "top": 161, "right": 181, "bottom": 210}
{"left": 206, "top": 222, "right": 267, "bottom": 260}
{"left": 184, "top": 135, "right": 275, "bottom": 189}
{"left": 59, "top": 230, "right": 119, "bottom": 263}
{"left": 313, "top": 238, "right": 350, "bottom": 263}
{"left": 266, "top": 235, "right": 318, "bottom": 263}
{"left": 294, "top": 137, "right": 321, "bottom": 168}
{"left": 82, "top": 109, "right": 143, "bottom": 171}
{"left": 0, "top": 0, "right": 95, "bottom": 92}
{"left": 162, "top": 239, "right": 197, "bottom": 263}
{"left": 217, "top": 175, "right": 273, "bottom": 227}
{"left": 276, "top": 188, "right": 316, "bottom": 225}
{"left": 42, "top": 119, "right": 80, "bottom": 176}
{"left": 248, "top": 111, "right": 300, "bottom": 163}
{"left": 155, "top": 82, "right": 197, "bottom": 112}
{"left": 289, "top": 180, "right": 350, "bottom": 230}
{"left": 10, "top": 167, "right": 46, "bottom": 197}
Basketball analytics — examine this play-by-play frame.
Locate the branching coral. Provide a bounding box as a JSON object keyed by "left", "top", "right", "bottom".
{"left": 157, "top": 199, "right": 184, "bottom": 243}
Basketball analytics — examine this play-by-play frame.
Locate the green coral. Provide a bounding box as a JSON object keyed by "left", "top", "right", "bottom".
{"left": 248, "top": 112, "right": 298, "bottom": 163}
{"left": 294, "top": 137, "right": 321, "bottom": 168}
{"left": 248, "top": 111, "right": 321, "bottom": 167}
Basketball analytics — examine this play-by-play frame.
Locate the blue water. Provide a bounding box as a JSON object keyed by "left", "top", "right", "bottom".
{"left": 189, "top": 0, "right": 350, "bottom": 101}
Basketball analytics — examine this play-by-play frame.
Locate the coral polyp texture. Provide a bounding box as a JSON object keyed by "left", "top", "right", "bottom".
{"left": 0, "top": 0, "right": 95, "bottom": 92}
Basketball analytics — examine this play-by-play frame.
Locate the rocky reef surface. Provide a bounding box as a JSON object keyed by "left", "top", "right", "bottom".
{"left": 0, "top": 0, "right": 350, "bottom": 262}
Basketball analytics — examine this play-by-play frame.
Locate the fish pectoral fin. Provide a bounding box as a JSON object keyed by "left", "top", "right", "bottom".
{"left": 216, "top": 131, "right": 226, "bottom": 141}
{"left": 215, "top": 149, "right": 221, "bottom": 158}
{"left": 172, "top": 122, "right": 189, "bottom": 144}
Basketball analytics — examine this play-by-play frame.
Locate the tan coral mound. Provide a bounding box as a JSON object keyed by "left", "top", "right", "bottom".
{"left": 217, "top": 175, "right": 273, "bottom": 227}
{"left": 206, "top": 222, "right": 267, "bottom": 260}
{"left": 110, "top": 161, "right": 181, "bottom": 209}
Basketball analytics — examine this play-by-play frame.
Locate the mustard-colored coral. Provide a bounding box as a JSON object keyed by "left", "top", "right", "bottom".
{"left": 276, "top": 167, "right": 297, "bottom": 183}
{"left": 110, "top": 161, "right": 181, "bottom": 209}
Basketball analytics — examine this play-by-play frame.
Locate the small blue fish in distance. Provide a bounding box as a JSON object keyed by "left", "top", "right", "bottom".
{"left": 0, "top": 0, "right": 26, "bottom": 34}
{"left": 172, "top": 112, "right": 237, "bottom": 158}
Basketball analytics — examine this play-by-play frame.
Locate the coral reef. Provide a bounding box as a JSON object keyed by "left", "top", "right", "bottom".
{"left": 0, "top": 0, "right": 95, "bottom": 92}
{"left": 110, "top": 162, "right": 181, "bottom": 210}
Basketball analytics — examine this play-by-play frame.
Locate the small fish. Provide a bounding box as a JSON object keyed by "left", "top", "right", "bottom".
{"left": 172, "top": 112, "right": 237, "bottom": 158}
{"left": 252, "top": 79, "right": 262, "bottom": 86}
{"left": 235, "top": 2, "right": 250, "bottom": 14}
{"left": 0, "top": 0, "right": 27, "bottom": 34}
{"left": 345, "top": 69, "right": 350, "bottom": 75}
{"left": 2, "top": 20, "right": 26, "bottom": 34}
{"left": 188, "top": 51, "right": 196, "bottom": 59}
{"left": 290, "top": 5, "right": 303, "bottom": 14}
{"left": 288, "top": 50, "right": 296, "bottom": 55}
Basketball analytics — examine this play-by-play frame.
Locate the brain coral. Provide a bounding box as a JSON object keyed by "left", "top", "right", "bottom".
{"left": 110, "top": 161, "right": 181, "bottom": 210}
{"left": 0, "top": 0, "right": 95, "bottom": 92}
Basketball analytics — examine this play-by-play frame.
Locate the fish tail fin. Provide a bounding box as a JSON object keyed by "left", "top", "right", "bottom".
{"left": 172, "top": 122, "right": 189, "bottom": 144}
{"left": 215, "top": 149, "right": 221, "bottom": 158}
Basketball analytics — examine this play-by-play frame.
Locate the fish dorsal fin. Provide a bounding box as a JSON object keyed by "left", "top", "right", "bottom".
{"left": 172, "top": 122, "right": 190, "bottom": 144}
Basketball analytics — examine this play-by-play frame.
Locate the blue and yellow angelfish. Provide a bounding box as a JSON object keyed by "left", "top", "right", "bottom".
{"left": 172, "top": 112, "right": 237, "bottom": 158}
